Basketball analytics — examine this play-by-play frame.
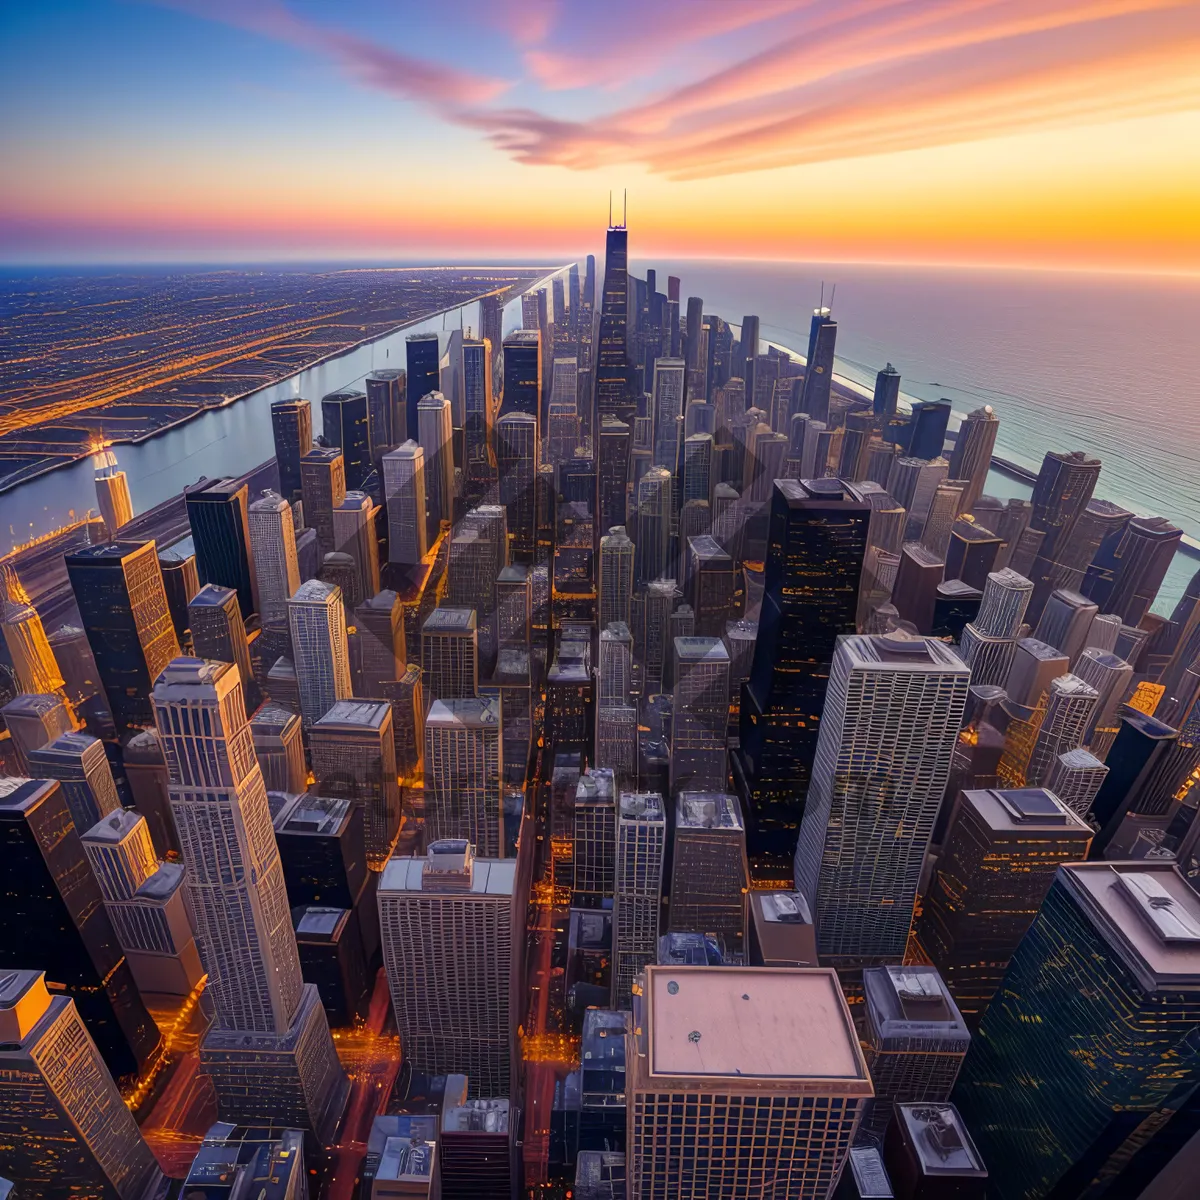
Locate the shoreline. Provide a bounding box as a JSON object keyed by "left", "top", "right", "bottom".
{"left": 759, "top": 333, "right": 1200, "bottom": 562}
{"left": 0, "top": 266, "right": 568, "bottom": 498}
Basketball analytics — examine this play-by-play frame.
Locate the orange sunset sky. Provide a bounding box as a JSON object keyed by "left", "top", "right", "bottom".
{"left": 2, "top": 0, "right": 1198, "bottom": 270}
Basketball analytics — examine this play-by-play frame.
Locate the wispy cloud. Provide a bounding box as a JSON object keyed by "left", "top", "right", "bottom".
{"left": 156, "top": 0, "right": 1200, "bottom": 179}
{"left": 153, "top": 0, "right": 509, "bottom": 109}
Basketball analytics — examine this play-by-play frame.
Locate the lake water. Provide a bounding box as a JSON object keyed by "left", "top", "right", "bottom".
{"left": 633, "top": 259, "right": 1200, "bottom": 610}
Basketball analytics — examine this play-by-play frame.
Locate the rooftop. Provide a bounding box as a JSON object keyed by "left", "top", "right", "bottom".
{"left": 1015, "top": 637, "right": 1067, "bottom": 664}
{"left": 1064, "top": 862, "right": 1200, "bottom": 987}
{"left": 313, "top": 698, "right": 391, "bottom": 731}
{"left": 250, "top": 703, "right": 301, "bottom": 736}
{"left": 294, "top": 906, "right": 349, "bottom": 940}
{"left": 380, "top": 848, "right": 517, "bottom": 897}
{"left": 290, "top": 577, "right": 339, "bottom": 604}
{"left": 863, "top": 966, "right": 969, "bottom": 1044}
{"left": 423, "top": 605, "right": 477, "bottom": 632}
{"left": 81, "top": 808, "right": 143, "bottom": 844}
{"left": 673, "top": 636, "right": 730, "bottom": 663}
{"left": 677, "top": 792, "right": 743, "bottom": 832}
{"left": 273, "top": 793, "right": 352, "bottom": 836}
{"left": 27, "top": 729, "right": 102, "bottom": 759}
{"left": 643, "top": 966, "right": 868, "bottom": 1083}
{"left": 426, "top": 696, "right": 500, "bottom": 727}
{"left": 619, "top": 792, "right": 665, "bottom": 822}
{"left": 136, "top": 861, "right": 185, "bottom": 901}
{"left": 895, "top": 1104, "right": 987, "bottom": 1179}
{"left": 189, "top": 583, "right": 237, "bottom": 608}
{"left": 966, "top": 787, "right": 1092, "bottom": 835}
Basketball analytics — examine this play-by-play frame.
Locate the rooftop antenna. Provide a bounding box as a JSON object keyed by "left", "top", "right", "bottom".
{"left": 623, "top": 189, "right": 628, "bottom": 227}
{"left": 829, "top": 284, "right": 836, "bottom": 312}
{"left": 609, "top": 191, "right": 613, "bottom": 227}
{"left": 819, "top": 281, "right": 825, "bottom": 309}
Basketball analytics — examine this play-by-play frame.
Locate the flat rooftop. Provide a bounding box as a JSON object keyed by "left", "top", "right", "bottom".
{"left": 313, "top": 699, "right": 391, "bottom": 731}
{"left": 964, "top": 787, "right": 1093, "bottom": 836}
{"left": 677, "top": 792, "right": 743, "bottom": 831}
{"left": 1065, "top": 862, "right": 1200, "bottom": 988}
{"left": 644, "top": 966, "right": 868, "bottom": 1083}
{"left": 380, "top": 854, "right": 516, "bottom": 896}
{"left": 81, "top": 808, "right": 143, "bottom": 843}
{"left": 423, "top": 606, "right": 477, "bottom": 632}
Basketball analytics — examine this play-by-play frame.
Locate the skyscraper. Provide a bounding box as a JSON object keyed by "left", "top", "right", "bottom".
{"left": 379, "top": 838, "right": 527, "bottom": 1097}
{"left": 417, "top": 390, "right": 454, "bottom": 539}
{"left": 247, "top": 489, "right": 300, "bottom": 631}
{"left": 0, "top": 777, "right": 162, "bottom": 1083}
{"left": 421, "top": 605, "right": 478, "bottom": 707}
{"left": 461, "top": 336, "right": 494, "bottom": 498}
{"left": 957, "top": 567, "right": 1033, "bottom": 685}
{"left": 365, "top": 368, "right": 404, "bottom": 458}
{"left": 65, "top": 540, "right": 180, "bottom": 738}
{"left": 599, "top": 525, "right": 635, "bottom": 630}
{"left": 595, "top": 222, "right": 635, "bottom": 429}
{"left": 947, "top": 405, "right": 999, "bottom": 513}
{"left": 355, "top": 588, "right": 404, "bottom": 697}
{"left": 1086, "top": 513, "right": 1183, "bottom": 627}
{"left": 382, "top": 440, "right": 429, "bottom": 566}
{"left": 405, "top": 333, "right": 440, "bottom": 439}
{"left": 93, "top": 450, "right": 135, "bottom": 538}
{"left": 859, "top": 966, "right": 970, "bottom": 1143}
{"left": 668, "top": 791, "right": 749, "bottom": 957}
{"left": 321, "top": 389, "right": 371, "bottom": 491}
{"left": 1, "top": 693, "right": 75, "bottom": 771}
{"left": 25, "top": 729, "right": 121, "bottom": 831}
{"left": 800, "top": 307, "right": 837, "bottom": 424}
{"left": 152, "top": 657, "right": 348, "bottom": 1136}
{"left": 598, "top": 415, "right": 631, "bottom": 534}
{"left": 502, "top": 328, "right": 543, "bottom": 426}
{"left": 310, "top": 699, "right": 401, "bottom": 868}
{"left": 795, "top": 632, "right": 970, "bottom": 969}
{"left": 332, "top": 489, "right": 381, "bottom": 604}
{"left": 627, "top": 965, "right": 872, "bottom": 1200}
{"left": 80, "top": 809, "right": 204, "bottom": 996}
{"left": 250, "top": 703, "right": 306, "bottom": 794}
{"left": 873, "top": 364, "right": 902, "bottom": 421}
{"left": 1033, "top": 587, "right": 1098, "bottom": 664}
{"left": 612, "top": 791, "right": 666, "bottom": 1008}
{"left": 188, "top": 583, "right": 257, "bottom": 713}
{"left": 496, "top": 412, "right": 538, "bottom": 562}
{"left": 299, "top": 445, "right": 346, "bottom": 560}
{"left": 185, "top": 477, "right": 257, "bottom": 621}
{"left": 0, "top": 970, "right": 165, "bottom": 1200}
{"left": 270, "top": 397, "right": 313, "bottom": 501}
{"left": 287, "top": 578, "right": 352, "bottom": 728}
{"left": 736, "top": 479, "right": 869, "bottom": 882}
{"left": 670, "top": 637, "right": 730, "bottom": 795}
{"left": 954, "top": 861, "right": 1200, "bottom": 1200}
{"left": 650, "top": 358, "right": 685, "bottom": 469}
{"left": 1, "top": 566, "right": 67, "bottom": 700}
{"left": 634, "top": 467, "right": 672, "bottom": 586}
{"left": 914, "top": 786, "right": 1092, "bottom": 1022}
{"left": 424, "top": 697, "right": 503, "bottom": 857}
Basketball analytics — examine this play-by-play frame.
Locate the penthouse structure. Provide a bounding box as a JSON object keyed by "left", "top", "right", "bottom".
{"left": 627, "top": 966, "right": 873, "bottom": 1199}
{"left": 379, "top": 840, "right": 527, "bottom": 1097}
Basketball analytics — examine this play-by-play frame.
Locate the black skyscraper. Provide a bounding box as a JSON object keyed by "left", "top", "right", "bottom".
{"left": 322, "top": 389, "right": 371, "bottom": 491}
{"left": 65, "top": 540, "right": 180, "bottom": 737}
{"left": 185, "top": 477, "right": 257, "bottom": 620}
{"left": 800, "top": 309, "right": 836, "bottom": 424}
{"left": 873, "top": 363, "right": 901, "bottom": 421}
{"left": 0, "top": 778, "right": 162, "bottom": 1082}
{"left": 405, "top": 333, "right": 441, "bottom": 438}
{"left": 501, "top": 330, "right": 542, "bottom": 428}
{"left": 735, "top": 478, "right": 869, "bottom": 881}
{"left": 270, "top": 397, "right": 312, "bottom": 501}
{"left": 594, "top": 224, "right": 635, "bottom": 429}
{"left": 906, "top": 399, "right": 952, "bottom": 460}
{"left": 365, "top": 369, "right": 405, "bottom": 458}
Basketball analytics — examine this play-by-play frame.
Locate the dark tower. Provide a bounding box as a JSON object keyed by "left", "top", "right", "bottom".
{"left": 873, "top": 364, "right": 901, "bottom": 421}
{"left": 365, "top": 369, "right": 405, "bottom": 459}
{"left": 270, "top": 398, "right": 313, "bottom": 502}
{"left": 735, "top": 478, "right": 869, "bottom": 882}
{"left": 321, "top": 389, "right": 372, "bottom": 492}
{"left": 0, "top": 778, "right": 162, "bottom": 1082}
{"left": 405, "top": 333, "right": 441, "bottom": 440}
{"left": 800, "top": 308, "right": 836, "bottom": 425}
{"left": 185, "top": 477, "right": 257, "bottom": 620}
{"left": 594, "top": 216, "right": 635, "bottom": 432}
{"left": 65, "top": 540, "right": 180, "bottom": 738}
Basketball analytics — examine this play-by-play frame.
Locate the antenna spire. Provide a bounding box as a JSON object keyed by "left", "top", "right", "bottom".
{"left": 609, "top": 191, "right": 613, "bottom": 227}
{"left": 819, "top": 281, "right": 824, "bottom": 309}
{"left": 829, "top": 283, "right": 836, "bottom": 312}
{"left": 623, "top": 189, "right": 628, "bottom": 227}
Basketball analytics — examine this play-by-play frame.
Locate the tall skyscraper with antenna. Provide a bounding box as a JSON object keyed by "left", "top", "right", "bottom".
{"left": 153, "top": 657, "right": 348, "bottom": 1138}
{"left": 594, "top": 197, "right": 636, "bottom": 440}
